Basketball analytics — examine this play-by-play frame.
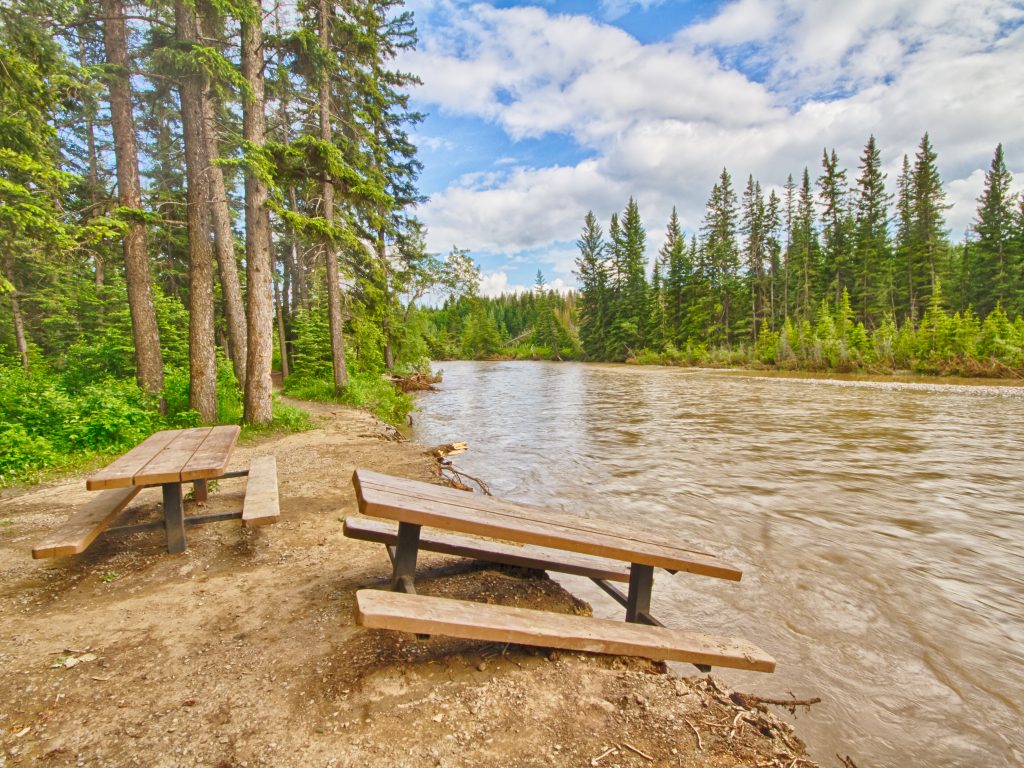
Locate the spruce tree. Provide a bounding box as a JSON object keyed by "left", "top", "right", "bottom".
{"left": 661, "top": 208, "right": 691, "bottom": 346}
{"left": 910, "top": 132, "right": 950, "bottom": 312}
{"left": 972, "top": 143, "right": 1017, "bottom": 316}
{"left": 574, "top": 211, "right": 608, "bottom": 360}
{"left": 853, "top": 135, "right": 893, "bottom": 325}
{"left": 817, "top": 148, "right": 851, "bottom": 307}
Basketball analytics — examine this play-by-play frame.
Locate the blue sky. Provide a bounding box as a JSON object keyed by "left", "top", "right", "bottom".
{"left": 399, "top": 0, "right": 1024, "bottom": 295}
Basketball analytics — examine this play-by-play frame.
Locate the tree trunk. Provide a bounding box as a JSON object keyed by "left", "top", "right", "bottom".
{"left": 319, "top": 0, "right": 348, "bottom": 393}
{"left": 241, "top": 1, "right": 274, "bottom": 424}
{"left": 175, "top": 0, "right": 217, "bottom": 422}
{"left": 100, "top": 0, "right": 164, "bottom": 396}
{"left": 4, "top": 259, "right": 28, "bottom": 370}
{"left": 274, "top": 276, "right": 289, "bottom": 379}
{"left": 199, "top": 6, "right": 248, "bottom": 390}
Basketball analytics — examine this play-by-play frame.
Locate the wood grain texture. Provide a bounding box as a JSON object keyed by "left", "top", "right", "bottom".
{"left": 32, "top": 486, "right": 143, "bottom": 558}
{"left": 352, "top": 469, "right": 741, "bottom": 581}
{"left": 181, "top": 425, "right": 240, "bottom": 481}
{"left": 355, "top": 590, "right": 775, "bottom": 673}
{"left": 86, "top": 431, "right": 180, "bottom": 490}
{"left": 242, "top": 455, "right": 279, "bottom": 527}
{"left": 344, "top": 516, "right": 632, "bottom": 583}
{"left": 133, "top": 427, "right": 211, "bottom": 485}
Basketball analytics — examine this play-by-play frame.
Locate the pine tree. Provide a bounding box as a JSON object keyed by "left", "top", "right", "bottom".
{"left": 910, "top": 132, "right": 950, "bottom": 312}
{"left": 789, "top": 168, "right": 819, "bottom": 321}
{"left": 606, "top": 198, "right": 648, "bottom": 358}
{"left": 740, "top": 175, "right": 766, "bottom": 340}
{"left": 853, "top": 135, "right": 893, "bottom": 325}
{"left": 574, "top": 211, "right": 609, "bottom": 360}
{"left": 661, "top": 207, "right": 690, "bottom": 346}
{"left": 971, "top": 143, "right": 1017, "bottom": 316}
{"left": 699, "top": 169, "right": 741, "bottom": 344}
{"left": 817, "top": 148, "right": 851, "bottom": 307}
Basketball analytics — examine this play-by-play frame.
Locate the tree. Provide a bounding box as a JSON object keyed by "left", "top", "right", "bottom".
{"left": 700, "top": 168, "right": 741, "bottom": 343}
{"left": 100, "top": 0, "right": 164, "bottom": 397}
{"left": 853, "top": 135, "right": 892, "bottom": 325}
{"left": 174, "top": 0, "right": 217, "bottom": 422}
{"left": 741, "top": 175, "right": 767, "bottom": 340}
{"left": 574, "top": 211, "right": 609, "bottom": 360}
{"left": 971, "top": 143, "right": 1017, "bottom": 317}
{"left": 661, "top": 207, "right": 691, "bottom": 346}
{"left": 241, "top": 0, "right": 274, "bottom": 424}
{"left": 910, "top": 132, "right": 950, "bottom": 311}
{"left": 817, "top": 148, "right": 851, "bottom": 306}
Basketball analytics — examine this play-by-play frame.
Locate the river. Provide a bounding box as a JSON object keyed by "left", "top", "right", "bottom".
{"left": 409, "top": 361, "right": 1024, "bottom": 768}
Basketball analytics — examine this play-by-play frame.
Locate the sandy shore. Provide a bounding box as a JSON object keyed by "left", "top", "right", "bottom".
{"left": 0, "top": 397, "right": 818, "bottom": 767}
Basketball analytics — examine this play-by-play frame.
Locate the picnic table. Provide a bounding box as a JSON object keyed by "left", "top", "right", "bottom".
{"left": 32, "top": 426, "right": 279, "bottom": 558}
{"left": 347, "top": 468, "right": 775, "bottom": 673}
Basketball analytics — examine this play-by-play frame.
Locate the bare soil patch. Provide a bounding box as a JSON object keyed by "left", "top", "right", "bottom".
{"left": 0, "top": 398, "right": 817, "bottom": 767}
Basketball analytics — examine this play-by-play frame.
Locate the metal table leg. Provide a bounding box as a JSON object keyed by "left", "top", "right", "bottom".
{"left": 625, "top": 563, "right": 654, "bottom": 623}
{"left": 163, "top": 482, "right": 187, "bottom": 553}
{"left": 391, "top": 522, "right": 421, "bottom": 594}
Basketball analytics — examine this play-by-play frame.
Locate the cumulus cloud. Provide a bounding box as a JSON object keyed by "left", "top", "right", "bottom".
{"left": 404, "top": 0, "right": 1024, "bottom": 271}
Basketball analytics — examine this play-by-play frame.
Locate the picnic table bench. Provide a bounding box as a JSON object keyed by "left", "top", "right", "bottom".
{"left": 32, "top": 427, "right": 279, "bottom": 558}
{"left": 347, "top": 469, "right": 775, "bottom": 673}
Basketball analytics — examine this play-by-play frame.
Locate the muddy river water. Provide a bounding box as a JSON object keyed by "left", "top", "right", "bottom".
{"left": 410, "top": 361, "right": 1024, "bottom": 768}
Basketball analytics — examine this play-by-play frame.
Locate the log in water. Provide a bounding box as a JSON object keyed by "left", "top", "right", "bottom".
{"left": 411, "top": 361, "right": 1024, "bottom": 768}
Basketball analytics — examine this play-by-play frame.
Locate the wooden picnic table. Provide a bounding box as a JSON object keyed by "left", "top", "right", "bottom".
{"left": 348, "top": 468, "right": 775, "bottom": 673}
{"left": 85, "top": 426, "right": 241, "bottom": 553}
{"left": 33, "top": 426, "right": 279, "bottom": 559}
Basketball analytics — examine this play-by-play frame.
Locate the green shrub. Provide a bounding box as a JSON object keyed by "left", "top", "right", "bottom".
{"left": 0, "top": 423, "right": 57, "bottom": 483}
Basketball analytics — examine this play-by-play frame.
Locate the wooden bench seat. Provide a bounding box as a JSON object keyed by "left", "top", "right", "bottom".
{"left": 344, "top": 516, "right": 631, "bottom": 582}
{"left": 242, "top": 456, "right": 279, "bottom": 527}
{"left": 32, "top": 486, "right": 143, "bottom": 559}
{"left": 355, "top": 589, "right": 776, "bottom": 673}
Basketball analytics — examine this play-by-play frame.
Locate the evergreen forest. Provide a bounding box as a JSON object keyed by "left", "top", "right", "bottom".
{"left": 427, "top": 135, "right": 1024, "bottom": 375}
{"left": 0, "top": 0, "right": 476, "bottom": 484}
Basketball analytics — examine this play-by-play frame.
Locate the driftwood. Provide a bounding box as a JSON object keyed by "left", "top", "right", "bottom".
{"left": 389, "top": 372, "right": 440, "bottom": 392}
{"left": 423, "top": 443, "right": 492, "bottom": 495}
{"left": 730, "top": 691, "right": 822, "bottom": 715}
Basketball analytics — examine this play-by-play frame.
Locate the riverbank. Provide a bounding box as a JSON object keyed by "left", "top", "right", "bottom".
{"left": 0, "top": 397, "right": 818, "bottom": 767}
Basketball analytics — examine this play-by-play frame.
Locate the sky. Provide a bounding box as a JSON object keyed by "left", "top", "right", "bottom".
{"left": 396, "top": 0, "right": 1024, "bottom": 296}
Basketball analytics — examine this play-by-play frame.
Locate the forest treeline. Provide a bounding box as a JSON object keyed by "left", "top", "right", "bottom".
{"left": 426, "top": 135, "right": 1024, "bottom": 375}
{"left": 0, "top": 0, "right": 475, "bottom": 483}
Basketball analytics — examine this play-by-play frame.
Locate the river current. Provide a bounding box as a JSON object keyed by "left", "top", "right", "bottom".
{"left": 409, "top": 361, "right": 1024, "bottom": 768}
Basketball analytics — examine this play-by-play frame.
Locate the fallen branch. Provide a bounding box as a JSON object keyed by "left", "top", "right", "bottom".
{"left": 684, "top": 717, "right": 703, "bottom": 750}
{"left": 622, "top": 742, "right": 654, "bottom": 761}
{"left": 436, "top": 459, "right": 492, "bottom": 495}
{"left": 589, "top": 746, "right": 616, "bottom": 766}
{"left": 837, "top": 755, "right": 860, "bottom": 768}
{"left": 731, "top": 691, "right": 822, "bottom": 714}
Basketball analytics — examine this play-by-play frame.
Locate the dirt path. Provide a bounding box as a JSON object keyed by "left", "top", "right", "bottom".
{"left": 0, "top": 399, "right": 817, "bottom": 768}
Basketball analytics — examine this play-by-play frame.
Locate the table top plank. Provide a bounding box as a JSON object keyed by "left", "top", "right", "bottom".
{"left": 180, "top": 425, "right": 241, "bottom": 481}
{"left": 86, "top": 430, "right": 182, "bottom": 490}
{"left": 133, "top": 427, "right": 212, "bottom": 485}
{"left": 356, "top": 469, "right": 716, "bottom": 559}
{"left": 353, "top": 469, "right": 742, "bottom": 580}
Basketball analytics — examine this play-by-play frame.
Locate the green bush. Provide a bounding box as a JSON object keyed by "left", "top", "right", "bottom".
{"left": 0, "top": 423, "right": 57, "bottom": 482}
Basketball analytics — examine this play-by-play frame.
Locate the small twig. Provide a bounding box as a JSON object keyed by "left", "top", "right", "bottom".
{"left": 622, "top": 742, "right": 654, "bottom": 761}
{"left": 590, "top": 746, "right": 616, "bottom": 765}
{"left": 684, "top": 717, "right": 703, "bottom": 750}
{"left": 837, "top": 755, "right": 860, "bottom": 768}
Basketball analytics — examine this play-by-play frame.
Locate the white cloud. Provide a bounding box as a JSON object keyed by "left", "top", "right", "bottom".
{"left": 478, "top": 270, "right": 529, "bottom": 297}
{"left": 405, "top": 1, "right": 1024, "bottom": 266}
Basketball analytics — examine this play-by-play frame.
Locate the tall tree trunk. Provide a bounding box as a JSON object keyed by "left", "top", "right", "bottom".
{"left": 318, "top": 0, "right": 349, "bottom": 394}
{"left": 241, "top": 1, "right": 274, "bottom": 424}
{"left": 100, "top": 0, "right": 164, "bottom": 396}
{"left": 202, "top": 93, "right": 248, "bottom": 389}
{"left": 4, "top": 259, "right": 28, "bottom": 370}
{"left": 274, "top": 277, "right": 289, "bottom": 379}
{"left": 175, "top": 0, "right": 217, "bottom": 422}
{"left": 199, "top": 6, "right": 248, "bottom": 390}
{"left": 80, "top": 34, "right": 105, "bottom": 288}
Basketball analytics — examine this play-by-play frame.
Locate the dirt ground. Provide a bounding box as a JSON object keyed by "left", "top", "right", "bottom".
{"left": 0, "top": 398, "right": 818, "bottom": 768}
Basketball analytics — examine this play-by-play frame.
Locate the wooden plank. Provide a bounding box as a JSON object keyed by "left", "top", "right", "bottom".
{"left": 181, "top": 425, "right": 241, "bottom": 482}
{"left": 86, "top": 431, "right": 180, "bottom": 490}
{"left": 352, "top": 470, "right": 741, "bottom": 581}
{"left": 356, "top": 468, "right": 717, "bottom": 559}
{"left": 32, "top": 487, "right": 143, "bottom": 558}
{"left": 355, "top": 590, "right": 775, "bottom": 673}
{"left": 133, "top": 428, "right": 211, "bottom": 485}
{"left": 344, "top": 516, "right": 632, "bottom": 583}
{"left": 242, "top": 456, "right": 279, "bottom": 527}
